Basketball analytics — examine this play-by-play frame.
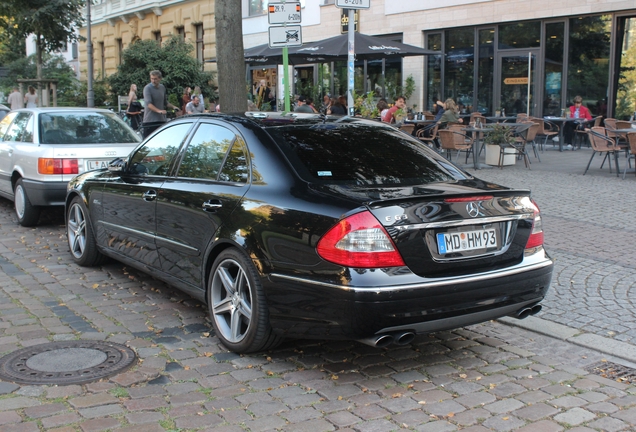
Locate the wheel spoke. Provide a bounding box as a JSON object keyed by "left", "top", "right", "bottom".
{"left": 213, "top": 296, "right": 232, "bottom": 314}
{"left": 230, "top": 308, "right": 242, "bottom": 340}
{"left": 217, "top": 266, "right": 237, "bottom": 296}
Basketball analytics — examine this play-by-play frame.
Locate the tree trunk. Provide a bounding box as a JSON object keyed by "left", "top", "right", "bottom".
{"left": 36, "top": 34, "right": 43, "bottom": 107}
{"left": 214, "top": 0, "right": 246, "bottom": 112}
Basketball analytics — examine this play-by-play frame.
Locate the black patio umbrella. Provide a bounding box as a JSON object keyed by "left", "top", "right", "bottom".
{"left": 294, "top": 33, "right": 439, "bottom": 60}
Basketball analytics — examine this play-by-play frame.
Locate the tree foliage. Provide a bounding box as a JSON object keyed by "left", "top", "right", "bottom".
{"left": 107, "top": 36, "right": 215, "bottom": 105}
{"left": 0, "top": 53, "right": 86, "bottom": 106}
{"left": 0, "top": 0, "right": 84, "bottom": 52}
{"left": 0, "top": 23, "right": 26, "bottom": 65}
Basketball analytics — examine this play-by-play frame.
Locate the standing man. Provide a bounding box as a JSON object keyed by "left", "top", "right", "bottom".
{"left": 185, "top": 96, "right": 205, "bottom": 114}
{"left": 382, "top": 96, "right": 406, "bottom": 123}
{"left": 142, "top": 70, "right": 177, "bottom": 138}
{"left": 7, "top": 87, "right": 23, "bottom": 110}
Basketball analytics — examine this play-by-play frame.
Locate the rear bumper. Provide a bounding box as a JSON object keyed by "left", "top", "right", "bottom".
{"left": 21, "top": 178, "right": 67, "bottom": 206}
{"left": 266, "top": 251, "right": 553, "bottom": 340}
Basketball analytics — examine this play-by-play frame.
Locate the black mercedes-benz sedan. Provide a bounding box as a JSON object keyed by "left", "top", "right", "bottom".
{"left": 65, "top": 112, "right": 553, "bottom": 353}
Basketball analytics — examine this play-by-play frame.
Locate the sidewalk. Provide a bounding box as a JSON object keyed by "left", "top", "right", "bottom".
{"left": 1, "top": 145, "right": 636, "bottom": 432}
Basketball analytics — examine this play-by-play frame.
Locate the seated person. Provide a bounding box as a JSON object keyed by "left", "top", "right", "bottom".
{"left": 185, "top": 96, "right": 205, "bottom": 114}
{"left": 438, "top": 98, "right": 463, "bottom": 128}
{"left": 294, "top": 96, "right": 314, "bottom": 113}
{"left": 563, "top": 95, "right": 592, "bottom": 145}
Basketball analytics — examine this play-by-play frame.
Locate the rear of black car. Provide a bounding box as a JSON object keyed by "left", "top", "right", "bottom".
{"left": 260, "top": 117, "right": 553, "bottom": 342}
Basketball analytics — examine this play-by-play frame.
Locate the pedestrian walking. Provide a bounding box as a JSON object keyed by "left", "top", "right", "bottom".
{"left": 7, "top": 87, "right": 23, "bottom": 110}
{"left": 24, "top": 86, "right": 38, "bottom": 108}
{"left": 142, "top": 70, "right": 177, "bottom": 138}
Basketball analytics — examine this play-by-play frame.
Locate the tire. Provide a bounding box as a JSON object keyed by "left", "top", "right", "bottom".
{"left": 66, "top": 196, "right": 106, "bottom": 266}
{"left": 14, "top": 178, "right": 41, "bottom": 227}
{"left": 208, "top": 248, "right": 282, "bottom": 353}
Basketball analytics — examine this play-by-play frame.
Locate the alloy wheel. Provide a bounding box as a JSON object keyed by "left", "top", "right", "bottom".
{"left": 14, "top": 184, "right": 26, "bottom": 219}
{"left": 210, "top": 258, "right": 253, "bottom": 343}
{"left": 67, "top": 203, "right": 87, "bottom": 259}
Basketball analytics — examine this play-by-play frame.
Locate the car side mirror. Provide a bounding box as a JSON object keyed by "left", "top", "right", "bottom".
{"left": 108, "top": 157, "right": 126, "bottom": 172}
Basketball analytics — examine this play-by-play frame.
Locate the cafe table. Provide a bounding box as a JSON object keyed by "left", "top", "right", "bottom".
{"left": 461, "top": 125, "right": 494, "bottom": 170}
{"left": 543, "top": 116, "right": 589, "bottom": 152}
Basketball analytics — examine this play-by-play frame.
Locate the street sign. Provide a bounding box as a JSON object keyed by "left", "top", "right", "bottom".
{"left": 268, "top": 25, "right": 303, "bottom": 48}
{"left": 335, "top": 0, "right": 370, "bottom": 9}
{"left": 268, "top": 2, "right": 301, "bottom": 25}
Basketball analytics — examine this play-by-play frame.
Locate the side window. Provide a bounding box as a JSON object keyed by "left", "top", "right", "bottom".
{"left": 21, "top": 115, "right": 34, "bottom": 143}
{"left": 219, "top": 137, "right": 249, "bottom": 183}
{"left": 0, "top": 112, "right": 17, "bottom": 138}
{"left": 177, "top": 123, "right": 238, "bottom": 180}
{"left": 128, "top": 123, "right": 192, "bottom": 176}
{"left": 3, "top": 113, "right": 31, "bottom": 142}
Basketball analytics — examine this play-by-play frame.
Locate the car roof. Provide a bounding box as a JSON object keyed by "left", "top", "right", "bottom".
{"left": 181, "top": 111, "right": 392, "bottom": 130}
{"left": 11, "top": 107, "right": 115, "bottom": 114}
{"left": 0, "top": 104, "right": 9, "bottom": 110}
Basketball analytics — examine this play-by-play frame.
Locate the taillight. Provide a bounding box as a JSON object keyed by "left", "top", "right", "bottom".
{"left": 38, "top": 158, "right": 79, "bottom": 175}
{"left": 316, "top": 210, "right": 405, "bottom": 268}
{"left": 525, "top": 199, "right": 544, "bottom": 249}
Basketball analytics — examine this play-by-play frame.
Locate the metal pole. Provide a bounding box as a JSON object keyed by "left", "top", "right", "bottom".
{"left": 283, "top": 46, "right": 290, "bottom": 112}
{"left": 86, "top": 0, "right": 94, "bottom": 108}
{"left": 347, "top": 9, "right": 354, "bottom": 116}
{"left": 527, "top": 52, "right": 531, "bottom": 117}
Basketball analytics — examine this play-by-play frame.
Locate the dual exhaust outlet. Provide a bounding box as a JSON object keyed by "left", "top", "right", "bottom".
{"left": 357, "top": 331, "right": 416, "bottom": 348}
{"left": 358, "top": 304, "right": 542, "bottom": 348}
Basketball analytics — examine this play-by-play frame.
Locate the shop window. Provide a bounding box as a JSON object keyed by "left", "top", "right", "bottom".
{"left": 498, "top": 21, "right": 541, "bottom": 49}
{"left": 567, "top": 15, "right": 611, "bottom": 116}
{"left": 477, "top": 29, "right": 494, "bottom": 115}
{"left": 543, "top": 22, "right": 565, "bottom": 116}
{"left": 615, "top": 16, "right": 636, "bottom": 120}
{"left": 445, "top": 28, "right": 474, "bottom": 113}
{"left": 249, "top": 0, "right": 268, "bottom": 16}
{"left": 426, "top": 34, "right": 442, "bottom": 112}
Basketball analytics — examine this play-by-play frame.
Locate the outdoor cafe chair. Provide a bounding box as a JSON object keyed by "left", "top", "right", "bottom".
{"left": 415, "top": 122, "right": 439, "bottom": 149}
{"left": 530, "top": 117, "right": 559, "bottom": 151}
{"left": 623, "top": 132, "right": 636, "bottom": 180}
{"left": 438, "top": 129, "right": 473, "bottom": 163}
{"left": 498, "top": 122, "right": 534, "bottom": 169}
{"left": 515, "top": 121, "right": 541, "bottom": 163}
{"left": 584, "top": 126, "right": 621, "bottom": 177}
{"left": 574, "top": 116, "right": 602, "bottom": 149}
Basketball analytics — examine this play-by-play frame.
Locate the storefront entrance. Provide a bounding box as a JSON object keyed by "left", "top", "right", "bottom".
{"left": 495, "top": 51, "right": 538, "bottom": 116}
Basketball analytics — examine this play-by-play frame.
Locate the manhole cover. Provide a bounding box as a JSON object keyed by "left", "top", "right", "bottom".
{"left": 0, "top": 341, "right": 137, "bottom": 385}
{"left": 585, "top": 360, "right": 636, "bottom": 384}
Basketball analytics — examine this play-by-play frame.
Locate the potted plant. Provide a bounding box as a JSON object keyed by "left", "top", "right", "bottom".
{"left": 393, "top": 107, "right": 407, "bottom": 124}
{"left": 483, "top": 124, "right": 516, "bottom": 166}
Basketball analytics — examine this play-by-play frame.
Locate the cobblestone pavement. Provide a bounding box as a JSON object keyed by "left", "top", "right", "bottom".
{"left": 0, "top": 146, "right": 636, "bottom": 432}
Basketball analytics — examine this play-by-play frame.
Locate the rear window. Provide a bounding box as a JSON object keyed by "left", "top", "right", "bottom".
{"left": 266, "top": 122, "right": 467, "bottom": 185}
{"left": 39, "top": 111, "right": 141, "bottom": 144}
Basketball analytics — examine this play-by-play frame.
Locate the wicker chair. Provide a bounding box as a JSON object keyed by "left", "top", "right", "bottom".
{"left": 416, "top": 123, "right": 440, "bottom": 149}
{"left": 530, "top": 117, "right": 559, "bottom": 151}
{"left": 514, "top": 122, "right": 541, "bottom": 164}
{"left": 574, "top": 116, "right": 602, "bottom": 149}
{"left": 585, "top": 126, "right": 621, "bottom": 176}
{"left": 438, "top": 129, "right": 473, "bottom": 163}
{"left": 623, "top": 132, "right": 636, "bottom": 180}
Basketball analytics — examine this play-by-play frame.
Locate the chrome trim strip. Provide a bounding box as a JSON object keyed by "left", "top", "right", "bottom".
{"left": 393, "top": 214, "right": 530, "bottom": 230}
{"left": 99, "top": 221, "right": 199, "bottom": 253}
{"left": 270, "top": 259, "right": 553, "bottom": 293}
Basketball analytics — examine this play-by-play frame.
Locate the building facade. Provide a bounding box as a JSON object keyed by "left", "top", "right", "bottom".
{"left": 81, "top": 0, "right": 636, "bottom": 118}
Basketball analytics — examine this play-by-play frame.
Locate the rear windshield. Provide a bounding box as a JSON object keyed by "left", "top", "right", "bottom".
{"left": 39, "top": 111, "right": 140, "bottom": 144}
{"left": 266, "top": 122, "right": 467, "bottom": 185}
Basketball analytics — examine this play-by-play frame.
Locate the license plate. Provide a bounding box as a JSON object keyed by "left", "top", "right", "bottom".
{"left": 87, "top": 160, "right": 110, "bottom": 170}
{"left": 437, "top": 228, "right": 498, "bottom": 254}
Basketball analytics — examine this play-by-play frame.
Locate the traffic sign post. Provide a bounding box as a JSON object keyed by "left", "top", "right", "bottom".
{"left": 335, "top": 0, "right": 370, "bottom": 9}
{"left": 268, "top": 2, "right": 301, "bottom": 25}
{"left": 267, "top": 1, "right": 304, "bottom": 113}
{"left": 268, "top": 26, "right": 302, "bottom": 48}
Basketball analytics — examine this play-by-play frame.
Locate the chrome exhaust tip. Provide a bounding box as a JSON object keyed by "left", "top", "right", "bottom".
{"left": 511, "top": 307, "right": 533, "bottom": 320}
{"left": 356, "top": 334, "right": 394, "bottom": 348}
{"left": 393, "top": 331, "right": 416, "bottom": 346}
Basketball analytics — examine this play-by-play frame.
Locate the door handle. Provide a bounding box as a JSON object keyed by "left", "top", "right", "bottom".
{"left": 202, "top": 199, "right": 222, "bottom": 212}
{"left": 142, "top": 190, "right": 157, "bottom": 201}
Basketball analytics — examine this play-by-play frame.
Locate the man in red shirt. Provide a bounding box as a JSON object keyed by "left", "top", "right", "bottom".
{"left": 564, "top": 95, "right": 593, "bottom": 146}
{"left": 382, "top": 96, "right": 406, "bottom": 123}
